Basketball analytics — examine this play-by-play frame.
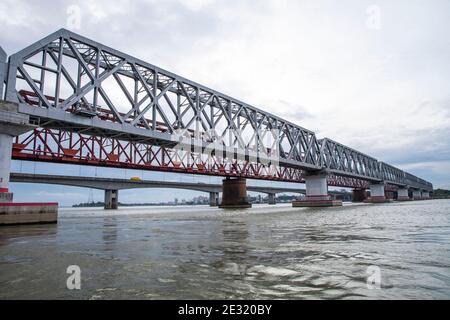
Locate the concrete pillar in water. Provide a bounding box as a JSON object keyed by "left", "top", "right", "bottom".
{"left": 292, "top": 172, "right": 342, "bottom": 207}
{"left": 105, "top": 190, "right": 119, "bottom": 209}
{"left": 219, "top": 177, "right": 252, "bottom": 209}
{"left": 397, "top": 188, "right": 411, "bottom": 201}
{"left": 365, "top": 183, "right": 390, "bottom": 203}
{"left": 412, "top": 190, "right": 422, "bottom": 200}
{"left": 209, "top": 192, "right": 219, "bottom": 207}
{"left": 422, "top": 191, "right": 430, "bottom": 200}
{"left": 268, "top": 193, "right": 276, "bottom": 205}
{"left": 352, "top": 188, "right": 367, "bottom": 202}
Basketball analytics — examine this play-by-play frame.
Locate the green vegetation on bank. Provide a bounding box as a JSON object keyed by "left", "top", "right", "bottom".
{"left": 433, "top": 189, "right": 450, "bottom": 198}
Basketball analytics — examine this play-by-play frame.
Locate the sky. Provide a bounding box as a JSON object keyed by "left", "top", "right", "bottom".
{"left": 1, "top": 0, "right": 449, "bottom": 205}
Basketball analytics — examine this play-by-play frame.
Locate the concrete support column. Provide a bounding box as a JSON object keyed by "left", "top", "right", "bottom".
{"left": 209, "top": 192, "right": 219, "bottom": 207}
{"left": 366, "top": 183, "right": 390, "bottom": 203}
{"left": 305, "top": 174, "right": 330, "bottom": 200}
{"left": 105, "top": 190, "right": 119, "bottom": 209}
{"left": 397, "top": 188, "right": 411, "bottom": 201}
{"left": 219, "top": 177, "right": 252, "bottom": 209}
{"left": 412, "top": 190, "right": 422, "bottom": 200}
{"left": 293, "top": 173, "right": 342, "bottom": 207}
{"left": 268, "top": 193, "right": 276, "bottom": 205}
{"left": 352, "top": 188, "right": 367, "bottom": 202}
{"left": 422, "top": 191, "right": 430, "bottom": 200}
{"left": 0, "top": 133, "right": 13, "bottom": 203}
{"left": 0, "top": 101, "right": 37, "bottom": 203}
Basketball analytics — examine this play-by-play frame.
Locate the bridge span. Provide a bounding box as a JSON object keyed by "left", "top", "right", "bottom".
{"left": 0, "top": 28, "right": 433, "bottom": 212}
{"left": 10, "top": 172, "right": 312, "bottom": 208}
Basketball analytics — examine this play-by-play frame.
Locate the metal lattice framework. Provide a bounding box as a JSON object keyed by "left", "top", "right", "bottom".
{"left": 1, "top": 28, "right": 433, "bottom": 191}
{"left": 319, "top": 138, "right": 380, "bottom": 180}
{"left": 11, "top": 127, "right": 373, "bottom": 189}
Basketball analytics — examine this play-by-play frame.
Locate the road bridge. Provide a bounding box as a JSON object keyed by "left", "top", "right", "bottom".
{"left": 10, "top": 172, "right": 315, "bottom": 208}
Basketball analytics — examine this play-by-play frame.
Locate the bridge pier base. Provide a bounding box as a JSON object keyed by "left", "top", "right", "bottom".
{"left": 397, "top": 188, "right": 411, "bottom": 201}
{"left": 268, "top": 193, "right": 276, "bottom": 205}
{"left": 412, "top": 190, "right": 422, "bottom": 200}
{"left": 105, "top": 190, "right": 119, "bottom": 209}
{"left": 209, "top": 192, "right": 219, "bottom": 207}
{"left": 352, "top": 188, "right": 367, "bottom": 202}
{"left": 365, "top": 183, "right": 391, "bottom": 203}
{"left": 219, "top": 178, "right": 252, "bottom": 209}
{"left": 293, "top": 173, "right": 342, "bottom": 207}
{"left": 422, "top": 191, "right": 430, "bottom": 200}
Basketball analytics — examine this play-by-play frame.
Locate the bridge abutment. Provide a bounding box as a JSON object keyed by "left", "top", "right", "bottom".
{"left": 105, "top": 190, "right": 119, "bottom": 209}
{"left": 397, "top": 188, "right": 411, "bottom": 201}
{"left": 293, "top": 173, "right": 342, "bottom": 207}
{"left": 412, "top": 190, "right": 422, "bottom": 200}
{"left": 364, "top": 183, "right": 390, "bottom": 203}
{"left": 219, "top": 177, "right": 252, "bottom": 209}
{"left": 0, "top": 101, "right": 58, "bottom": 225}
{"left": 209, "top": 192, "right": 219, "bottom": 207}
{"left": 1, "top": 102, "right": 37, "bottom": 201}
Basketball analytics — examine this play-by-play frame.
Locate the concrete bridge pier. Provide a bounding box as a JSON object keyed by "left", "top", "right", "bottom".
{"left": 268, "top": 193, "right": 276, "bottom": 205}
{"left": 397, "top": 188, "right": 411, "bottom": 201}
{"left": 293, "top": 172, "right": 342, "bottom": 207}
{"left": 219, "top": 177, "right": 252, "bottom": 209}
{"left": 422, "top": 191, "right": 430, "bottom": 200}
{"left": 105, "top": 190, "right": 119, "bottom": 209}
{"left": 412, "top": 190, "right": 422, "bottom": 200}
{"left": 352, "top": 188, "right": 367, "bottom": 202}
{"left": 365, "top": 183, "right": 390, "bottom": 203}
{"left": 209, "top": 192, "right": 219, "bottom": 207}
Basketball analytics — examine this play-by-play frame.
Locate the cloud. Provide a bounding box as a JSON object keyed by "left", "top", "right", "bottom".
{"left": 400, "top": 161, "right": 450, "bottom": 174}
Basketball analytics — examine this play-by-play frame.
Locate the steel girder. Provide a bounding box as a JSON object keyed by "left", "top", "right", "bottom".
{"left": 12, "top": 128, "right": 307, "bottom": 183}
{"left": 11, "top": 128, "right": 383, "bottom": 189}
{"left": 405, "top": 172, "right": 433, "bottom": 191}
{"left": 319, "top": 138, "right": 380, "bottom": 181}
{"left": 2, "top": 29, "right": 433, "bottom": 191}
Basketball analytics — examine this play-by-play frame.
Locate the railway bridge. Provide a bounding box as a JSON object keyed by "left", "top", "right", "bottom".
{"left": 0, "top": 29, "right": 433, "bottom": 212}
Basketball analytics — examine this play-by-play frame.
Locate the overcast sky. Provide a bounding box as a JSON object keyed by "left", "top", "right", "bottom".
{"left": 1, "top": 0, "right": 449, "bottom": 205}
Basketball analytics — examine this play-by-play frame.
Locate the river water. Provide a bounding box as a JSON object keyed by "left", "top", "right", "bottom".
{"left": 0, "top": 200, "right": 449, "bottom": 299}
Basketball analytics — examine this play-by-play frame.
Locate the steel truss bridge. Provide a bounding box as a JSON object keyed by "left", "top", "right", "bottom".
{"left": 0, "top": 29, "right": 433, "bottom": 192}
